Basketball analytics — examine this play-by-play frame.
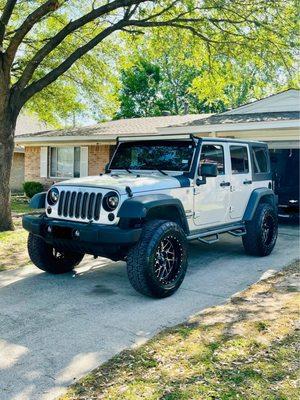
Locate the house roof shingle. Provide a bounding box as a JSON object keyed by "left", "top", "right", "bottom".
{"left": 170, "top": 111, "right": 300, "bottom": 128}
{"left": 18, "top": 114, "right": 210, "bottom": 140}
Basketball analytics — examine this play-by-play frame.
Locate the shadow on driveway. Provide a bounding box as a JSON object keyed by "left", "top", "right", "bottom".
{"left": 0, "top": 224, "right": 298, "bottom": 400}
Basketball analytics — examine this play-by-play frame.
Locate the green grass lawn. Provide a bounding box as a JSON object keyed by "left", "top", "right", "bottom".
{"left": 61, "top": 262, "right": 300, "bottom": 400}
{"left": 11, "top": 195, "right": 31, "bottom": 214}
{"left": 0, "top": 220, "right": 30, "bottom": 271}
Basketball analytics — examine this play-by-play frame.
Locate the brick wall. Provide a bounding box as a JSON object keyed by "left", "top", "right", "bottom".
{"left": 10, "top": 152, "right": 25, "bottom": 192}
{"left": 24, "top": 144, "right": 113, "bottom": 189}
{"left": 88, "top": 144, "right": 112, "bottom": 176}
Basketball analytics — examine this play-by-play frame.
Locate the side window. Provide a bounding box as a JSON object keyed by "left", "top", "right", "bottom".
{"left": 252, "top": 146, "right": 269, "bottom": 173}
{"left": 200, "top": 144, "right": 225, "bottom": 175}
{"left": 230, "top": 146, "right": 249, "bottom": 174}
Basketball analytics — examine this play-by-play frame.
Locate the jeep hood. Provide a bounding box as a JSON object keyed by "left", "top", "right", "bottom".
{"left": 55, "top": 173, "right": 188, "bottom": 194}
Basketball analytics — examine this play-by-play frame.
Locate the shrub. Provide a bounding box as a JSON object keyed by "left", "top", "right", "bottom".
{"left": 23, "top": 181, "right": 44, "bottom": 198}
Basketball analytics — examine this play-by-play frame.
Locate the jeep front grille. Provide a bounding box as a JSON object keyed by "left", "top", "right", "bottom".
{"left": 57, "top": 190, "right": 102, "bottom": 221}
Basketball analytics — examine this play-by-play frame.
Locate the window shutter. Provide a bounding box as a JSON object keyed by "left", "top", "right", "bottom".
{"left": 80, "top": 147, "right": 88, "bottom": 177}
{"left": 40, "top": 147, "right": 48, "bottom": 177}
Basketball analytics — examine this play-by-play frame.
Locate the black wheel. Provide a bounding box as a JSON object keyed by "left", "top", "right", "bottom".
{"left": 127, "top": 220, "right": 188, "bottom": 298}
{"left": 28, "top": 233, "right": 84, "bottom": 274}
{"left": 242, "top": 203, "right": 278, "bottom": 256}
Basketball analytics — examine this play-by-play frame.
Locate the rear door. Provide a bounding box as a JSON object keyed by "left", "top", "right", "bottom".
{"left": 229, "top": 144, "right": 252, "bottom": 220}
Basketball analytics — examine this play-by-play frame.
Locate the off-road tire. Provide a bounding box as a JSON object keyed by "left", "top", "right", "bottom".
{"left": 242, "top": 203, "right": 278, "bottom": 256}
{"left": 127, "top": 220, "right": 188, "bottom": 298}
{"left": 28, "top": 233, "right": 84, "bottom": 274}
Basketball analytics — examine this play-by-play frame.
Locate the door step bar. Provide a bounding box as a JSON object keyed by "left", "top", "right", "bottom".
{"left": 228, "top": 228, "right": 246, "bottom": 237}
{"left": 198, "top": 234, "right": 219, "bottom": 244}
{"left": 187, "top": 223, "right": 246, "bottom": 242}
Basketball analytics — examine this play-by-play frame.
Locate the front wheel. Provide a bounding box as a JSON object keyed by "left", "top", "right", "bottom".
{"left": 242, "top": 203, "right": 278, "bottom": 257}
{"left": 127, "top": 220, "right": 188, "bottom": 298}
{"left": 28, "top": 233, "right": 84, "bottom": 274}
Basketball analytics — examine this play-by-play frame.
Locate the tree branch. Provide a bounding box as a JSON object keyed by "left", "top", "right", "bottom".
{"left": 0, "top": 0, "right": 17, "bottom": 48}
{"left": 6, "top": 0, "right": 64, "bottom": 64}
{"left": 15, "top": 0, "right": 147, "bottom": 90}
{"left": 20, "top": 20, "right": 128, "bottom": 105}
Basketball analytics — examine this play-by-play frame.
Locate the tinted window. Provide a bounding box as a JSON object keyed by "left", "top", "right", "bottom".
{"left": 253, "top": 147, "right": 269, "bottom": 173}
{"left": 200, "top": 144, "right": 224, "bottom": 174}
{"left": 110, "top": 140, "right": 194, "bottom": 172}
{"left": 230, "top": 146, "right": 249, "bottom": 174}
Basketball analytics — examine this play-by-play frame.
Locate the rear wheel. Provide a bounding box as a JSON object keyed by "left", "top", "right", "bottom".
{"left": 242, "top": 203, "right": 278, "bottom": 256}
{"left": 28, "top": 233, "right": 84, "bottom": 274}
{"left": 127, "top": 220, "right": 188, "bottom": 298}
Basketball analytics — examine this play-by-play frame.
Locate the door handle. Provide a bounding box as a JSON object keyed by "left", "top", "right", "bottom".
{"left": 243, "top": 180, "right": 252, "bottom": 185}
{"left": 220, "top": 181, "right": 230, "bottom": 187}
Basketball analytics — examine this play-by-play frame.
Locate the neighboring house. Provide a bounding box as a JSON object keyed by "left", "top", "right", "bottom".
{"left": 11, "top": 113, "right": 49, "bottom": 192}
{"left": 160, "top": 89, "right": 300, "bottom": 150}
{"left": 160, "top": 88, "right": 300, "bottom": 213}
{"left": 15, "top": 114, "right": 210, "bottom": 188}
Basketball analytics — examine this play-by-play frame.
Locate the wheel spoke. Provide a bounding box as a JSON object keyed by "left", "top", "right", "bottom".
{"left": 154, "top": 235, "right": 183, "bottom": 285}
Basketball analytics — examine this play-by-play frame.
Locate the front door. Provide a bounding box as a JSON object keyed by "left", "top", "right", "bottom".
{"left": 193, "top": 142, "right": 231, "bottom": 227}
{"left": 229, "top": 145, "right": 252, "bottom": 220}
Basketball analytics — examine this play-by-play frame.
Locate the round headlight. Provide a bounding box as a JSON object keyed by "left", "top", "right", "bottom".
{"left": 103, "top": 192, "right": 119, "bottom": 211}
{"left": 47, "top": 187, "right": 59, "bottom": 205}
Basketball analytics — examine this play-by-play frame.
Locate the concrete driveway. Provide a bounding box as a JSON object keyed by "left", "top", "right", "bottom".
{"left": 0, "top": 223, "right": 298, "bottom": 400}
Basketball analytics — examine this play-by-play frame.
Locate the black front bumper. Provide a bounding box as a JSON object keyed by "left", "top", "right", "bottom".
{"left": 22, "top": 215, "right": 142, "bottom": 257}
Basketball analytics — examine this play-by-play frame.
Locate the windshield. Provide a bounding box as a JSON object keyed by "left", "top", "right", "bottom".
{"left": 110, "top": 140, "right": 195, "bottom": 172}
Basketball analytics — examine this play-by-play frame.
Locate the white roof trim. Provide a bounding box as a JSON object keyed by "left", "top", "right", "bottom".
{"left": 15, "top": 135, "right": 118, "bottom": 144}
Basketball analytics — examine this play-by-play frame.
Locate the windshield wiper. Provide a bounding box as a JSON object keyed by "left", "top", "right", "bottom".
{"left": 142, "top": 161, "right": 168, "bottom": 176}
{"left": 155, "top": 168, "right": 168, "bottom": 176}
{"left": 123, "top": 167, "right": 132, "bottom": 174}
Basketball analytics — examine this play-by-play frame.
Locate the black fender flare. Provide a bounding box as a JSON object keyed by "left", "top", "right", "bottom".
{"left": 29, "top": 192, "right": 46, "bottom": 209}
{"left": 243, "top": 188, "right": 277, "bottom": 221}
{"left": 117, "top": 194, "right": 189, "bottom": 234}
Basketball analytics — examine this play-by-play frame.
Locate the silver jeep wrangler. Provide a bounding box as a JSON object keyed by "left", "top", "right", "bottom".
{"left": 23, "top": 135, "right": 278, "bottom": 298}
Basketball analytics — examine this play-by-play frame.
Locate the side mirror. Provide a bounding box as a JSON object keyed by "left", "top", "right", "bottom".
{"left": 199, "top": 163, "right": 218, "bottom": 177}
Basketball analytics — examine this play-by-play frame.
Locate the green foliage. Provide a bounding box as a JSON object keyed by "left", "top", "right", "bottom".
{"left": 1, "top": 0, "right": 299, "bottom": 125}
{"left": 23, "top": 181, "right": 44, "bottom": 199}
{"left": 115, "top": 57, "right": 226, "bottom": 119}
{"left": 115, "top": 14, "right": 299, "bottom": 119}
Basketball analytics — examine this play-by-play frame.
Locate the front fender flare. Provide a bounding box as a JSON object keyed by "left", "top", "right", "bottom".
{"left": 29, "top": 192, "right": 46, "bottom": 209}
{"left": 117, "top": 194, "right": 189, "bottom": 234}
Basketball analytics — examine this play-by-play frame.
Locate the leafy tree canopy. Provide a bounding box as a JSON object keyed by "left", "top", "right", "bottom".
{"left": 1, "top": 0, "right": 298, "bottom": 126}
{"left": 114, "top": 6, "right": 298, "bottom": 119}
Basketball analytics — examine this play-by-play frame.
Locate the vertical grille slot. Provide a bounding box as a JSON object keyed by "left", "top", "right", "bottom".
{"left": 94, "top": 193, "right": 102, "bottom": 220}
{"left": 75, "top": 192, "right": 82, "bottom": 218}
{"left": 87, "top": 193, "right": 96, "bottom": 220}
{"left": 63, "top": 191, "right": 71, "bottom": 217}
{"left": 81, "top": 192, "right": 89, "bottom": 219}
{"left": 58, "top": 191, "right": 65, "bottom": 216}
{"left": 69, "top": 192, "right": 77, "bottom": 217}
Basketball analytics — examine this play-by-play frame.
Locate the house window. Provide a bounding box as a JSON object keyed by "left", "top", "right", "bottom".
{"left": 230, "top": 145, "right": 249, "bottom": 174}
{"left": 50, "top": 147, "right": 81, "bottom": 178}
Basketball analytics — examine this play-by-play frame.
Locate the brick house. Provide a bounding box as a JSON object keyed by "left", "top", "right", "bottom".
{"left": 11, "top": 113, "right": 50, "bottom": 192}
{"left": 15, "top": 114, "right": 208, "bottom": 188}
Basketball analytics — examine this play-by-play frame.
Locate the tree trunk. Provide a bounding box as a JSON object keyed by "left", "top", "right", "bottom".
{"left": 0, "top": 106, "right": 17, "bottom": 231}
